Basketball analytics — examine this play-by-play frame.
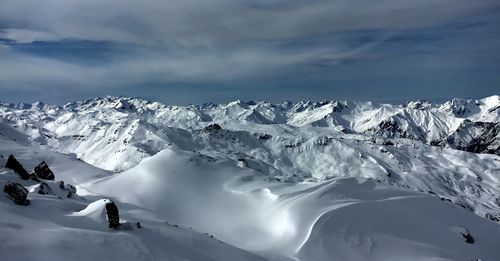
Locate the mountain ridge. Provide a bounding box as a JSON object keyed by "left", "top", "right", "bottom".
{"left": 1, "top": 95, "right": 500, "bottom": 260}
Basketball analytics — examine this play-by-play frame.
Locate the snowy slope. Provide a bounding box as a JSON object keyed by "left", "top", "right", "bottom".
{"left": 1, "top": 138, "right": 499, "bottom": 261}
{"left": 0, "top": 138, "right": 265, "bottom": 261}
{"left": 1, "top": 96, "right": 500, "bottom": 260}
{"left": 86, "top": 149, "right": 500, "bottom": 261}
{"left": 1, "top": 96, "right": 499, "bottom": 218}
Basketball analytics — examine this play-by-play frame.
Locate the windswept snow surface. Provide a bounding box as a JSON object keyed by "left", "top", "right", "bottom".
{"left": 1, "top": 96, "right": 500, "bottom": 261}
{"left": 0, "top": 140, "right": 265, "bottom": 261}
{"left": 88, "top": 149, "right": 500, "bottom": 261}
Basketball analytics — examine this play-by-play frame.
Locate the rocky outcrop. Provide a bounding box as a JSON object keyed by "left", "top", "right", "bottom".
{"left": 203, "top": 124, "right": 222, "bottom": 133}
{"left": 4, "top": 155, "right": 30, "bottom": 180}
{"left": 4, "top": 182, "right": 29, "bottom": 205}
{"left": 459, "top": 227, "right": 475, "bottom": 244}
{"left": 237, "top": 158, "right": 248, "bottom": 168}
{"left": 29, "top": 173, "right": 40, "bottom": 182}
{"left": 59, "top": 181, "right": 77, "bottom": 198}
{"left": 443, "top": 121, "right": 499, "bottom": 155}
{"left": 105, "top": 200, "right": 120, "bottom": 228}
{"left": 368, "top": 119, "right": 410, "bottom": 139}
{"left": 36, "top": 182, "right": 54, "bottom": 195}
{"left": 485, "top": 213, "right": 500, "bottom": 222}
{"left": 34, "top": 161, "right": 55, "bottom": 180}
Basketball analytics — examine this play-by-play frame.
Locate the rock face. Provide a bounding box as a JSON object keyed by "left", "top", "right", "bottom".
{"left": 369, "top": 119, "right": 408, "bottom": 139}
{"left": 29, "top": 173, "right": 40, "bottom": 182}
{"left": 4, "top": 183, "right": 29, "bottom": 205}
{"left": 4, "top": 155, "right": 30, "bottom": 180}
{"left": 203, "top": 124, "right": 222, "bottom": 133}
{"left": 105, "top": 200, "right": 120, "bottom": 228}
{"left": 443, "top": 121, "right": 500, "bottom": 155}
{"left": 34, "top": 161, "right": 55, "bottom": 180}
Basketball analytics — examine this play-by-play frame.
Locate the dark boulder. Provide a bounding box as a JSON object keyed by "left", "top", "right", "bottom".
{"left": 58, "top": 181, "right": 77, "bottom": 198}
{"left": 257, "top": 133, "right": 272, "bottom": 141}
{"left": 29, "top": 173, "right": 40, "bottom": 182}
{"left": 4, "top": 182, "right": 30, "bottom": 205}
{"left": 461, "top": 231, "right": 475, "bottom": 244}
{"left": 37, "top": 182, "right": 54, "bottom": 195}
{"left": 66, "top": 184, "right": 77, "bottom": 198}
{"left": 203, "top": 124, "right": 222, "bottom": 133}
{"left": 440, "top": 197, "right": 452, "bottom": 203}
{"left": 4, "top": 155, "right": 30, "bottom": 180}
{"left": 105, "top": 200, "right": 120, "bottom": 228}
{"left": 34, "top": 161, "right": 55, "bottom": 180}
{"left": 382, "top": 140, "right": 394, "bottom": 146}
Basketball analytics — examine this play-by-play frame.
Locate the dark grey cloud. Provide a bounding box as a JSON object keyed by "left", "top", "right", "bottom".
{"left": 0, "top": 0, "right": 499, "bottom": 104}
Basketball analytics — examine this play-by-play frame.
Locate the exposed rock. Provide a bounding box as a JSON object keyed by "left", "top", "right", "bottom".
{"left": 237, "top": 158, "right": 248, "bottom": 168}
{"left": 34, "top": 161, "right": 55, "bottom": 180}
{"left": 485, "top": 213, "right": 500, "bottom": 222}
{"left": 339, "top": 127, "right": 352, "bottom": 134}
{"left": 58, "top": 181, "right": 77, "bottom": 198}
{"left": 4, "top": 155, "right": 30, "bottom": 180}
{"left": 382, "top": 140, "right": 394, "bottom": 146}
{"left": 316, "top": 136, "right": 333, "bottom": 146}
{"left": 29, "top": 173, "right": 40, "bottom": 182}
{"left": 257, "top": 133, "right": 272, "bottom": 141}
{"left": 459, "top": 227, "right": 475, "bottom": 244}
{"left": 442, "top": 98, "right": 480, "bottom": 117}
{"left": 3, "top": 182, "right": 29, "bottom": 205}
{"left": 443, "top": 121, "right": 499, "bottom": 155}
{"left": 203, "top": 124, "right": 222, "bottom": 133}
{"left": 37, "top": 182, "right": 54, "bottom": 195}
{"left": 406, "top": 100, "right": 432, "bottom": 110}
{"left": 440, "top": 197, "right": 452, "bottom": 203}
{"left": 65, "top": 184, "right": 77, "bottom": 198}
{"left": 105, "top": 200, "right": 120, "bottom": 228}
{"left": 456, "top": 201, "right": 474, "bottom": 212}
{"left": 331, "top": 101, "right": 348, "bottom": 112}
{"left": 368, "top": 119, "right": 413, "bottom": 140}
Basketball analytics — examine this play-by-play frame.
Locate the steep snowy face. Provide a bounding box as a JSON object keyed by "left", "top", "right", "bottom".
{"left": 0, "top": 95, "right": 499, "bottom": 221}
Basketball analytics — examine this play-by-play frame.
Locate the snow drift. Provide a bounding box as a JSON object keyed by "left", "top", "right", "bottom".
{"left": 1, "top": 95, "right": 499, "bottom": 261}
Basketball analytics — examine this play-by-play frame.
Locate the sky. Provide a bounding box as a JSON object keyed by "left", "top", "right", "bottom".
{"left": 0, "top": 0, "right": 499, "bottom": 105}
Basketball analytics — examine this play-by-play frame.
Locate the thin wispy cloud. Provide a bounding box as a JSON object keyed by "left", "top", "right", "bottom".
{"left": 0, "top": 0, "right": 499, "bottom": 104}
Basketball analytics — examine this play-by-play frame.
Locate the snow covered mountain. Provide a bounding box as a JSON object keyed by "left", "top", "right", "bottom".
{"left": 1, "top": 95, "right": 499, "bottom": 261}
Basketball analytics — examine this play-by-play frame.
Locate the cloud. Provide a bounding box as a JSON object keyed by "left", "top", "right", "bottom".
{"left": 0, "top": 41, "right": 361, "bottom": 91}
{"left": 0, "top": 0, "right": 499, "bottom": 103}
{"left": 2, "top": 0, "right": 499, "bottom": 46}
{"left": 0, "top": 29, "right": 61, "bottom": 44}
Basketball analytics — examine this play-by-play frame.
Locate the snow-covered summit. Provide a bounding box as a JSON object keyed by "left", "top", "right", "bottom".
{"left": 1, "top": 95, "right": 500, "bottom": 261}
{"left": 1, "top": 95, "right": 499, "bottom": 215}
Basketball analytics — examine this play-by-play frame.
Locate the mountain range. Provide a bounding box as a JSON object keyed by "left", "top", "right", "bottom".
{"left": 1, "top": 95, "right": 499, "bottom": 261}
